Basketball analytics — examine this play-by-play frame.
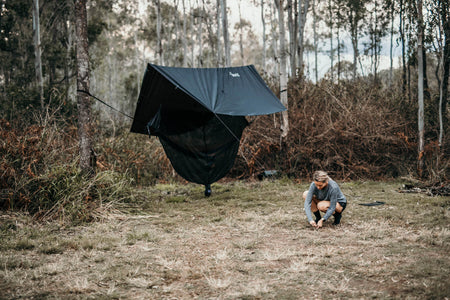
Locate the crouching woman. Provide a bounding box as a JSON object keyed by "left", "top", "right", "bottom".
{"left": 303, "top": 171, "right": 347, "bottom": 228}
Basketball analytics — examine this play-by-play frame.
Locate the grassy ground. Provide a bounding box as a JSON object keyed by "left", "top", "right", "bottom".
{"left": 1, "top": 180, "right": 449, "bottom": 299}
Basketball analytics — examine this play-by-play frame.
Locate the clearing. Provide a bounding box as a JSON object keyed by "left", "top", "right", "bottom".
{"left": 1, "top": 180, "right": 449, "bottom": 299}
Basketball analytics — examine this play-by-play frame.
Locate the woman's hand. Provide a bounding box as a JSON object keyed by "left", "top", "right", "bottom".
{"left": 317, "top": 218, "right": 324, "bottom": 228}
{"left": 310, "top": 220, "right": 317, "bottom": 228}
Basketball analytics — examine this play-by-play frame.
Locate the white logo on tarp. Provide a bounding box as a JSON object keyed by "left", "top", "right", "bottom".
{"left": 229, "top": 72, "right": 240, "bottom": 77}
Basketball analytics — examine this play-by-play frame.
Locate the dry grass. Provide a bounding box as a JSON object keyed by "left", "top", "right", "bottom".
{"left": 1, "top": 180, "right": 449, "bottom": 299}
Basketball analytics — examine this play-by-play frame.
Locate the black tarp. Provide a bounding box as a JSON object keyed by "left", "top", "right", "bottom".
{"left": 131, "top": 63, "right": 286, "bottom": 186}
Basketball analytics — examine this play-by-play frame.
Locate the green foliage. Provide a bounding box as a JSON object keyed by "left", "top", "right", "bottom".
{"left": 24, "top": 164, "right": 135, "bottom": 223}
{"left": 96, "top": 125, "right": 175, "bottom": 186}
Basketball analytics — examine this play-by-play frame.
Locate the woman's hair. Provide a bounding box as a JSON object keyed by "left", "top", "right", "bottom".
{"left": 313, "top": 170, "right": 329, "bottom": 182}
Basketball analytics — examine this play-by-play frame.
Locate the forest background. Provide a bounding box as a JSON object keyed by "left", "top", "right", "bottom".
{"left": 0, "top": 0, "right": 449, "bottom": 220}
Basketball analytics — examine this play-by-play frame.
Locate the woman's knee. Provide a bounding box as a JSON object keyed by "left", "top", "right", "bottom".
{"left": 317, "top": 201, "right": 330, "bottom": 212}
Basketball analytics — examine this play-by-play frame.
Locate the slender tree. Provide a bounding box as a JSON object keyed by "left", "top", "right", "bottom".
{"left": 287, "top": 0, "right": 296, "bottom": 76}
{"left": 326, "top": 0, "right": 334, "bottom": 81}
{"left": 222, "top": 0, "right": 231, "bottom": 66}
{"left": 261, "top": 0, "right": 267, "bottom": 73}
{"left": 238, "top": 2, "right": 245, "bottom": 65}
{"left": 217, "top": 0, "right": 223, "bottom": 66}
{"left": 32, "top": 0, "right": 44, "bottom": 108}
{"left": 417, "top": 0, "right": 424, "bottom": 177}
{"left": 389, "top": 0, "right": 394, "bottom": 85}
{"left": 345, "top": 0, "right": 365, "bottom": 80}
{"left": 312, "top": 0, "right": 319, "bottom": 82}
{"left": 75, "top": 0, "right": 94, "bottom": 174}
{"left": 156, "top": 0, "right": 163, "bottom": 64}
{"left": 275, "top": 0, "right": 289, "bottom": 138}
{"left": 439, "top": 0, "right": 450, "bottom": 145}
{"left": 297, "top": 0, "right": 310, "bottom": 76}
{"left": 182, "top": 0, "right": 188, "bottom": 67}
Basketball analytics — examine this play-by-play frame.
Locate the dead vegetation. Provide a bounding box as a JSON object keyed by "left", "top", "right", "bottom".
{"left": 1, "top": 180, "right": 449, "bottom": 299}
{"left": 236, "top": 79, "right": 449, "bottom": 183}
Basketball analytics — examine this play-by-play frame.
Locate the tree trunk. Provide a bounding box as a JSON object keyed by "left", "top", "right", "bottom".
{"left": 437, "top": 42, "right": 444, "bottom": 146}
{"left": 182, "top": 0, "right": 188, "bottom": 67}
{"left": 312, "top": 0, "right": 318, "bottom": 82}
{"left": 275, "top": 0, "right": 289, "bottom": 138}
{"left": 174, "top": 0, "right": 180, "bottom": 52}
{"left": 270, "top": 1, "right": 278, "bottom": 77}
{"left": 217, "top": 0, "right": 222, "bottom": 66}
{"left": 238, "top": 2, "right": 244, "bottom": 65}
{"left": 350, "top": 10, "right": 358, "bottom": 79}
{"left": 328, "top": 0, "right": 334, "bottom": 81}
{"left": 399, "top": 0, "right": 407, "bottom": 95}
{"left": 222, "top": 0, "right": 231, "bottom": 66}
{"left": 198, "top": 1, "right": 204, "bottom": 67}
{"left": 64, "top": 18, "right": 72, "bottom": 103}
{"left": 261, "top": 0, "right": 267, "bottom": 73}
{"left": 75, "top": 0, "right": 94, "bottom": 174}
{"left": 389, "top": 0, "right": 394, "bottom": 86}
{"left": 337, "top": 26, "right": 341, "bottom": 81}
{"left": 156, "top": 0, "right": 163, "bottom": 65}
{"left": 417, "top": 0, "right": 425, "bottom": 177}
{"left": 190, "top": 0, "right": 194, "bottom": 65}
{"left": 440, "top": 0, "right": 450, "bottom": 145}
{"left": 32, "top": 0, "right": 44, "bottom": 108}
{"left": 297, "top": 0, "right": 310, "bottom": 76}
{"left": 287, "top": 0, "right": 295, "bottom": 77}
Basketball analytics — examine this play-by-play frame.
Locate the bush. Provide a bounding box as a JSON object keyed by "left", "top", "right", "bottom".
{"left": 28, "top": 165, "right": 135, "bottom": 223}
{"left": 234, "top": 78, "right": 449, "bottom": 181}
{"left": 0, "top": 116, "right": 139, "bottom": 223}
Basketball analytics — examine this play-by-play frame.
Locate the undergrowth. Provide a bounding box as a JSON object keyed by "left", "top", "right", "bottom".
{"left": 1, "top": 77, "right": 449, "bottom": 223}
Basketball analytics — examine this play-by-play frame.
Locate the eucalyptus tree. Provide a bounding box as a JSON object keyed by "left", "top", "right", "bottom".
{"left": 363, "top": 0, "right": 390, "bottom": 83}
{"left": 297, "top": 0, "right": 310, "bottom": 76}
{"left": 261, "top": 0, "right": 267, "bottom": 73}
{"left": 343, "top": 0, "right": 366, "bottom": 79}
{"left": 183, "top": 0, "right": 188, "bottom": 66}
{"left": 311, "top": 0, "right": 319, "bottom": 82}
{"left": 32, "top": 0, "right": 44, "bottom": 108}
{"left": 275, "top": 0, "right": 289, "bottom": 138}
{"left": 287, "top": 0, "right": 297, "bottom": 77}
{"left": 156, "top": 0, "right": 163, "bottom": 64}
{"left": 417, "top": 0, "right": 424, "bottom": 177}
{"left": 75, "top": 0, "right": 94, "bottom": 174}
{"left": 221, "top": 0, "right": 231, "bottom": 66}
{"left": 436, "top": 0, "right": 449, "bottom": 145}
{"left": 425, "top": 0, "right": 449, "bottom": 147}
{"left": 216, "top": 0, "right": 223, "bottom": 66}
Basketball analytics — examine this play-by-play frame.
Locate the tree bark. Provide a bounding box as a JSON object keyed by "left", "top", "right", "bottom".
{"left": 287, "top": 0, "right": 295, "bottom": 77}
{"left": 217, "top": 0, "right": 222, "bottom": 66}
{"left": 328, "top": 0, "right": 334, "bottom": 81}
{"left": 198, "top": 0, "right": 204, "bottom": 67}
{"left": 222, "top": 0, "right": 231, "bottom": 66}
{"left": 275, "top": 0, "right": 289, "bottom": 138}
{"left": 312, "top": 0, "right": 318, "bottom": 82}
{"left": 261, "top": 0, "right": 267, "bottom": 73}
{"left": 399, "top": 0, "right": 407, "bottom": 95}
{"left": 440, "top": 0, "right": 450, "bottom": 145}
{"left": 156, "top": 0, "right": 163, "bottom": 65}
{"left": 32, "top": 0, "right": 44, "bottom": 108}
{"left": 75, "top": 0, "right": 94, "bottom": 174}
{"left": 389, "top": 0, "right": 394, "bottom": 86}
{"left": 417, "top": 0, "right": 425, "bottom": 177}
{"left": 297, "top": 0, "right": 310, "bottom": 76}
{"left": 238, "top": 2, "right": 244, "bottom": 65}
{"left": 182, "top": 0, "right": 188, "bottom": 67}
